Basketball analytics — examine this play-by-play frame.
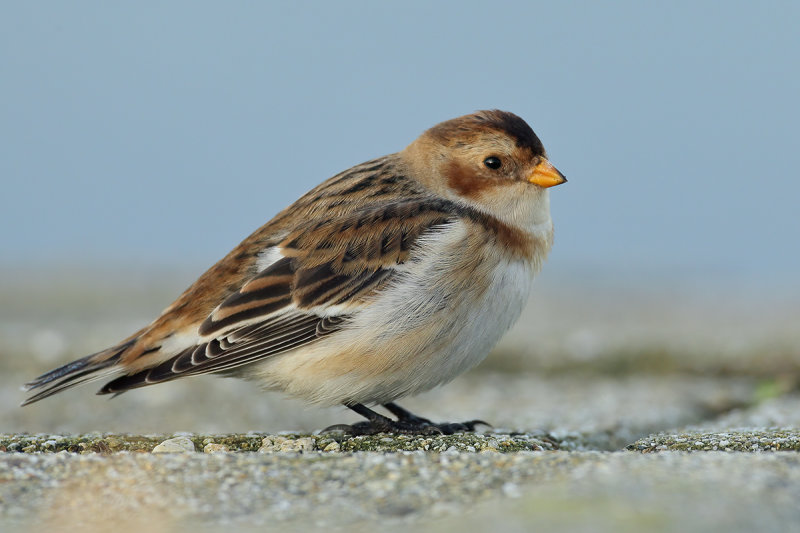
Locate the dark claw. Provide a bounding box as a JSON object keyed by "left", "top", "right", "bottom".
{"left": 430, "top": 419, "right": 490, "bottom": 435}
{"left": 465, "top": 419, "right": 493, "bottom": 430}
{"left": 322, "top": 420, "right": 392, "bottom": 436}
{"left": 324, "top": 420, "right": 441, "bottom": 436}
{"left": 321, "top": 423, "right": 359, "bottom": 434}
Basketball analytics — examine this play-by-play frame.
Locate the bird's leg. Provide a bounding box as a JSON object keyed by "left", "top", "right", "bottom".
{"left": 322, "top": 403, "right": 433, "bottom": 435}
{"left": 346, "top": 403, "right": 403, "bottom": 434}
{"left": 382, "top": 402, "right": 433, "bottom": 425}
{"left": 322, "top": 402, "right": 491, "bottom": 435}
{"left": 384, "top": 402, "right": 491, "bottom": 434}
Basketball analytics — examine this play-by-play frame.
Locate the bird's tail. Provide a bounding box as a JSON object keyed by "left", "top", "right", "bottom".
{"left": 20, "top": 340, "right": 134, "bottom": 406}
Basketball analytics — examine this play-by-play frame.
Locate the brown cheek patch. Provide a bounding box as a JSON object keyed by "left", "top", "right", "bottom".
{"left": 445, "top": 160, "right": 493, "bottom": 199}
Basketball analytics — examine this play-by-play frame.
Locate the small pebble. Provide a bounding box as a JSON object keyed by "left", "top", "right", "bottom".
{"left": 259, "top": 436, "right": 316, "bottom": 453}
{"left": 323, "top": 442, "right": 341, "bottom": 452}
{"left": 152, "top": 436, "right": 196, "bottom": 454}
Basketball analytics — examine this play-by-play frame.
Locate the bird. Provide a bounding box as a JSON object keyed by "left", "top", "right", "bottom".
{"left": 22, "top": 110, "right": 566, "bottom": 435}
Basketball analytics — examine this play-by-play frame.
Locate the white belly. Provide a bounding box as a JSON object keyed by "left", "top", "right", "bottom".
{"left": 355, "top": 252, "right": 535, "bottom": 404}
{"left": 248, "top": 220, "right": 542, "bottom": 406}
{"left": 397, "top": 257, "right": 533, "bottom": 394}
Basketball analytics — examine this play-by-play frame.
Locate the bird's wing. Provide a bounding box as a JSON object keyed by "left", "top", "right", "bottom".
{"left": 98, "top": 200, "right": 457, "bottom": 393}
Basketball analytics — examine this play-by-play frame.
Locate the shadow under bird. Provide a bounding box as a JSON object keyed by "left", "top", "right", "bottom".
{"left": 23, "top": 110, "right": 566, "bottom": 435}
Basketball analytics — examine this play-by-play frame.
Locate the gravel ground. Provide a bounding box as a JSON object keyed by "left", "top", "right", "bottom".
{"left": 3, "top": 271, "right": 800, "bottom": 531}
{"left": 2, "top": 450, "right": 800, "bottom": 533}
{"left": 3, "top": 386, "right": 800, "bottom": 532}
{"left": 0, "top": 432, "right": 559, "bottom": 454}
{"left": 3, "top": 372, "right": 755, "bottom": 449}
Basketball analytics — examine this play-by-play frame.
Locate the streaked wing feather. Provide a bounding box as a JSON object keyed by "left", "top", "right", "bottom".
{"left": 99, "top": 199, "right": 457, "bottom": 395}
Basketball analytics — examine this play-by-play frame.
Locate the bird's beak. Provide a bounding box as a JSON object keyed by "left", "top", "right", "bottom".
{"left": 528, "top": 159, "right": 567, "bottom": 188}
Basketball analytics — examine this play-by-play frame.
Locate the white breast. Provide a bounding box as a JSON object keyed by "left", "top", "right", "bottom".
{"left": 433, "top": 257, "right": 533, "bottom": 378}
{"left": 249, "top": 219, "right": 547, "bottom": 406}
{"left": 380, "top": 227, "right": 535, "bottom": 398}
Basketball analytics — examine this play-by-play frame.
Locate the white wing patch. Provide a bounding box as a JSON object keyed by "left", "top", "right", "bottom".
{"left": 256, "top": 246, "right": 285, "bottom": 272}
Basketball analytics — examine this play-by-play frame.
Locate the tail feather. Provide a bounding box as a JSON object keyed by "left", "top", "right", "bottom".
{"left": 21, "top": 341, "right": 132, "bottom": 406}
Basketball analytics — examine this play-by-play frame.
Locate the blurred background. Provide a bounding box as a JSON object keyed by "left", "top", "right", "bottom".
{"left": 1, "top": 1, "right": 799, "bottom": 434}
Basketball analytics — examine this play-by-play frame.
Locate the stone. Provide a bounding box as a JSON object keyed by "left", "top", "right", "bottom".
{"left": 203, "top": 443, "right": 230, "bottom": 453}
{"left": 151, "top": 436, "right": 196, "bottom": 454}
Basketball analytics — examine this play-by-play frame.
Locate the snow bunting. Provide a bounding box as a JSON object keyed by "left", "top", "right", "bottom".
{"left": 23, "top": 110, "right": 566, "bottom": 434}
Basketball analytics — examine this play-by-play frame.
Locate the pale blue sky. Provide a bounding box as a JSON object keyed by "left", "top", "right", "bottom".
{"left": 2, "top": 1, "right": 798, "bottom": 286}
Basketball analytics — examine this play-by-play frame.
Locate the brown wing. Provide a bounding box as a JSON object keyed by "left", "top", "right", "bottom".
{"left": 98, "top": 200, "right": 457, "bottom": 394}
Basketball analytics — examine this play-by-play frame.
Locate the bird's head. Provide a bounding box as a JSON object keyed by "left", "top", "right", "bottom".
{"left": 402, "top": 110, "right": 565, "bottom": 226}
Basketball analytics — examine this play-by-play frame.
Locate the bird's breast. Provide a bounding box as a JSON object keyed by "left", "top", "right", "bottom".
{"left": 323, "top": 220, "right": 537, "bottom": 400}
{"left": 247, "top": 219, "right": 541, "bottom": 405}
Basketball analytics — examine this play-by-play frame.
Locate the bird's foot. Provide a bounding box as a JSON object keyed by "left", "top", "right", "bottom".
{"left": 322, "top": 402, "right": 491, "bottom": 436}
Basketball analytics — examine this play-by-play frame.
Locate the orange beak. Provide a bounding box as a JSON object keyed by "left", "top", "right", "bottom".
{"left": 528, "top": 159, "right": 567, "bottom": 188}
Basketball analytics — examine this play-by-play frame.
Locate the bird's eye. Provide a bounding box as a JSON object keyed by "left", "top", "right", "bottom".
{"left": 483, "top": 156, "right": 502, "bottom": 170}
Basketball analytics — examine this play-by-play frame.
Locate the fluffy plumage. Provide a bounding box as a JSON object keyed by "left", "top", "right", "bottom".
{"left": 23, "top": 110, "right": 565, "bottom": 433}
